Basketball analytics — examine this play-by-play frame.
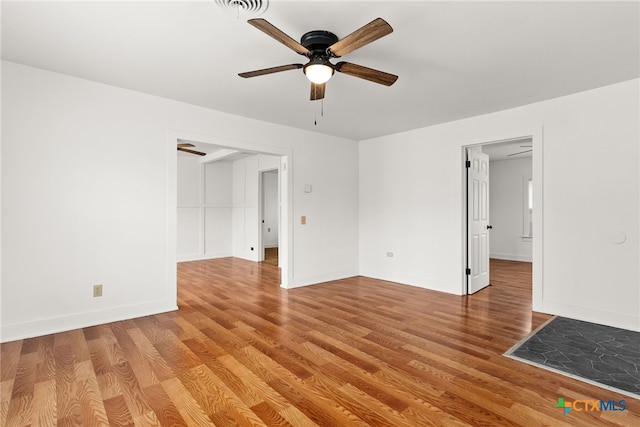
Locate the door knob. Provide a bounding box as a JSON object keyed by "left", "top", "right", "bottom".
{"left": 486, "top": 225, "right": 493, "bottom": 230}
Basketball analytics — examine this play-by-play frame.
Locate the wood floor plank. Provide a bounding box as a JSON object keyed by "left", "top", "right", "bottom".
{"left": 371, "top": 361, "right": 444, "bottom": 400}
{"left": 1, "top": 340, "right": 22, "bottom": 382}
{"left": 103, "top": 395, "right": 135, "bottom": 427}
{"left": 32, "top": 378, "right": 57, "bottom": 427}
{"left": 321, "top": 362, "right": 409, "bottom": 413}
{"left": 141, "top": 383, "right": 187, "bottom": 427}
{"left": 126, "top": 327, "right": 175, "bottom": 382}
{"left": 187, "top": 363, "right": 267, "bottom": 426}
{"left": 53, "top": 343, "right": 81, "bottom": 425}
{"left": 278, "top": 404, "right": 319, "bottom": 427}
{"left": 2, "top": 258, "right": 638, "bottom": 426}
{"left": 5, "top": 394, "right": 33, "bottom": 427}
{"left": 509, "top": 402, "right": 580, "bottom": 427}
{"left": 251, "top": 400, "right": 294, "bottom": 427}
{"left": 305, "top": 329, "right": 383, "bottom": 374}
{"left": 336, "top": 381, "right": 416, "bottom": 427}
{"left": 400, "top": 403, "right": 469, "bottom": 427}
{"left": 112, "top": 363, "right": 153, "bottom": 420}
{"left": 109, "top": 323, "right": 159, "bottom": 389}
{"left": 132, "top": 410, "right": 161, "bottom": 427}
{"left": 75, "top": 360, "right": 110, "bottom": 427}
{"left": 267, "top": 376, "right": 364, "bottom": 427}
{"left": 160, "top": 377, "right": 216, "bottom": 427}
{"left": 217, "top": 353, "right": 292, "bottom": 412}
{"left": 172, "top": 360, "right": 233, "bottom": 417}
{"left": 10, "top": 351, "right": 37, "bottom": 399}
{"left": 0, "top": 379, "right": 14, "bottom": 427}
{"left": 35, "top": 335, "right": 56, "bottom": 384}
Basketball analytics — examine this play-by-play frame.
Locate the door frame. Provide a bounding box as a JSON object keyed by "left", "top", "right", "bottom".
{"left": 462, "top": 131, "right": 543, "bottom": 309}
{"left": 169, "top": 130, "right": 293, "bottom": 288}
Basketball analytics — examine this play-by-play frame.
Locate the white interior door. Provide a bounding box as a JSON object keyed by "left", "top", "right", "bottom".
{"left": 467, "top": 148, "right": 491, "bottom": 293}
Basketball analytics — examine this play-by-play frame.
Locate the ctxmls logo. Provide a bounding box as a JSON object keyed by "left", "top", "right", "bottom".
{"left": 554, "top": 397, "right": 626, "bottom": 416}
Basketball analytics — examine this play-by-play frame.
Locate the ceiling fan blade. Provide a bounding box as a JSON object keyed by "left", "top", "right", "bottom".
{"left": 177, "top": 143, "right": 195, "bottom": 148}
{"left": 328, "top": 18, "right": 393, "bottom": 57}
{"left": 239, "top": 64, "right": 303, "bottom": 78}
{"left": 335, "top": 62, "right": 398, "bottom": 86}
{"left": 177, "top": 147, "right": 206, "bottom": 156}
{"left": 310, "top": 82, "right": 326, "bottom": 101}
{"left": 507, "top": 149, "right": 533, "bottom": 157}
{"left": 248, "top": 19, "right": 310, "bottom": 56}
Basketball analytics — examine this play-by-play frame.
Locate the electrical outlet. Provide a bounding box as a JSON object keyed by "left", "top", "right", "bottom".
{"left": 93, "top": 284, "right": 103, "bottom": 297}
{"left": 387, "top": 252, "right": 394, "bottom": 257}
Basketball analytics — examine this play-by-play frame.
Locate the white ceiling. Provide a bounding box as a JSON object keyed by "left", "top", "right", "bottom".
{"left": 482, "top": 137, "right": 532, "bottom": 161}
{"left": 2, "top": 1, "right": 639, "bottom": 141}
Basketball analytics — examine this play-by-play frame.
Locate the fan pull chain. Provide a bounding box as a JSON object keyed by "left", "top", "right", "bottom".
{"left": 314, "top": 99, "right": 325, "bottom": 126}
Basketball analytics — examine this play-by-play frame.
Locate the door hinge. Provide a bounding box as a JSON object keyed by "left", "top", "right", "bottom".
{"left": 465, "top": 160, "right": 471, "bottom": 168}
{"left": 465, "top": 268, "right": 471, "bottom": 275}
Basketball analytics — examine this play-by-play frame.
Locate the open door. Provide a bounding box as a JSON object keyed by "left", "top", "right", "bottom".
{"left": 467, "top": 148, "right": 491, "bottom": 293}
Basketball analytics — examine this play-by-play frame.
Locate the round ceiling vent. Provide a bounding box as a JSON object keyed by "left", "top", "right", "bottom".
{"left": 215, "top": 0, "right": 269, "bottom": 17}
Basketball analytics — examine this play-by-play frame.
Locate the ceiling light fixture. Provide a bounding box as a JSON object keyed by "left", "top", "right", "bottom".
{"left": 215, "top": 0, "right": 268, "bottom": 17}
{"left": 304, "top": 58, "right": 334, "bottom": 84}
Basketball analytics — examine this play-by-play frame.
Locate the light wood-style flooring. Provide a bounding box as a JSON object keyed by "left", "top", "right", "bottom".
{"left": 2, "top": 258, "right": 638, "bottom": 426}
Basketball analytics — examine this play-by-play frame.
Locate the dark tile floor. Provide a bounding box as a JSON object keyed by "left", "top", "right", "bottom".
{"left": 507, "top": 316, "right": 640, "bottom": 396}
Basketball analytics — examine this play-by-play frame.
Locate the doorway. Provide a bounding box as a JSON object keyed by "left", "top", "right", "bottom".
{"left": 464, "top": 137, "right": 534, "bottom": 295}
{"left": 260, "top": 169, "right": 279, "bottom": 266}
{"left": 171, "top": 132, "right": 292, "bottom": 288}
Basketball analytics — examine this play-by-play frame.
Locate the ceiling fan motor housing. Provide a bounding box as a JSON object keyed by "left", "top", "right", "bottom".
{"left": 300, "top": 30, "right": 339, "bottom": 57}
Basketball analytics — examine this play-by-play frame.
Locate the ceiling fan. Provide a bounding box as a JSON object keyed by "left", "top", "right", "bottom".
{"left": 507, "top": 145, "right": 533, "bottom": 157}
{"left": 177, "top": 143, "right": 206, "bottom": 156}
{"left": 238, "top": 18, "right": 398, "bottom": 100}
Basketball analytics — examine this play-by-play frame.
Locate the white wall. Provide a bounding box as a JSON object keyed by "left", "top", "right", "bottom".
{"left": 489, "top": 157, "right": 533, "bottom": 262}
{"left": 177, "top": 154, "right": 233, "bottom": 261}
{"left": 232, "top": 156, "right": 260, "bottom": 261}
{"left": 1, "top": 61, "right": 360, "bottom": 342}
{"left": 232, "top": 154, "right": 281, "bottom": 261}
{"left": 203, "top": 161, "right": 234, "bottom": 258}
{"left": 1, "top": 61, "right": 176, "bottom": 341}
{"left": 360, "top": 78, "right": 639, "bottom": 332}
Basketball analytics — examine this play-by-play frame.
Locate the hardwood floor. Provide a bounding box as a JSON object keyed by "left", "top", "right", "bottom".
{"left": 262, "top": 247, "right": 278, "bottom": 266}
{"left": 2, "top": 258, "right": 638, "bottom": 426}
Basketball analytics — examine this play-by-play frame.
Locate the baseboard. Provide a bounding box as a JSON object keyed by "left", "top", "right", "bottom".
{"left": 284, "top": 269, "right": 359, "bottom": 289}
{"left": 539, "top": 301, "right": 640, "bottom": 333}
{"left": 490, "top": 252, "right": 532, "bottom": 262}
{"left": 0, "top": 301, "right": 178, "bottom": 343}
{"left": 177, "top": 252, "right": 232, "bottom": 262}
{"left": 357, "top": 268, "right": 460, "bottom": 295}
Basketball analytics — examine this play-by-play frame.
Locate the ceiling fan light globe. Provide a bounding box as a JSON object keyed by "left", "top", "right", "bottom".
{"left": 304, "top": 63, "right": 334, "bottom": 84}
